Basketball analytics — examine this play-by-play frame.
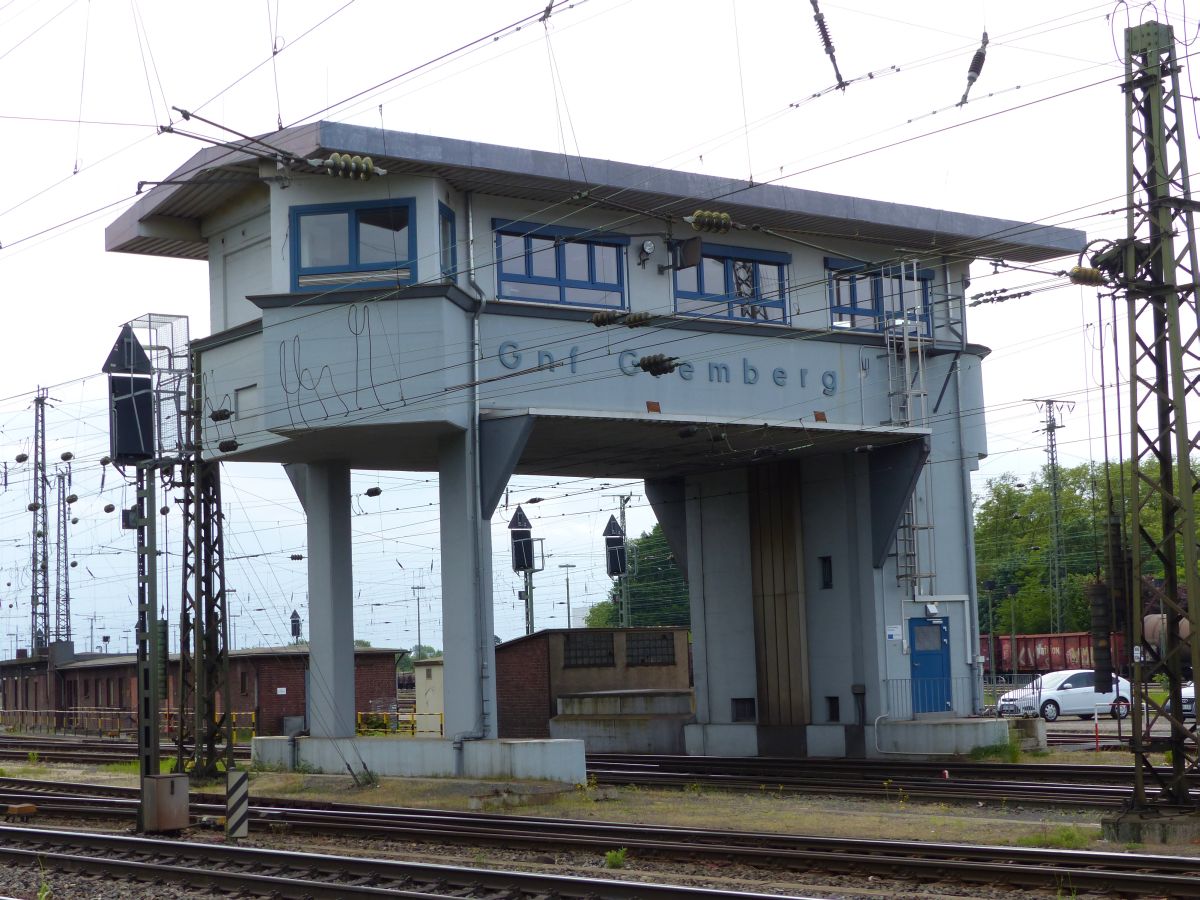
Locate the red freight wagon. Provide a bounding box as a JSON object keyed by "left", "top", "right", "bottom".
{"left": 979, "top": 631, "right": 1126, "bottom": 675}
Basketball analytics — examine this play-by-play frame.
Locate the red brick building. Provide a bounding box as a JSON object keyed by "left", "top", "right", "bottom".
{"left": 0, "top": 645, "right": 401, "bottom": 736}
{"left": 496, "top": 628, "right": 691, "bottom": 739}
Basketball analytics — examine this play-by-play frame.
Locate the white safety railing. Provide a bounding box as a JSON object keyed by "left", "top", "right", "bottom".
{"left": 882, "top": 677, "right": 975, "bottom": 720}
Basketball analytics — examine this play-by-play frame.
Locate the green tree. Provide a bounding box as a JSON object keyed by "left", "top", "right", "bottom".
{"left": 974, "top": 456, "right": 1200, "bottom": 635}
{"left": 584, "top": 600, "right": 619, "bottom": 627}
{"left": 974, "top": 464, "right": 1107, "bottom": 634}
{"left": 599, "top": 523, "right": 689, "bottom": 627}
{"left": 397, "top": 644, "right": 439, "bottom": 671}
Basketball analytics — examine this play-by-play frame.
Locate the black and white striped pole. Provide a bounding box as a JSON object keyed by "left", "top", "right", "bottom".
{"left": 226, "top": 770, "right": 249, "bottom": 840}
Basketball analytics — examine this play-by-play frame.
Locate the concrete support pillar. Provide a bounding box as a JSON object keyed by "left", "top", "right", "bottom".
{"left": 287, "top": 461, "right": 355, "bottom": 738}
{"left": 683, "top": 469, "right": 758, "bottom": 756}
{"left": 438, "top": 431, "right": 497, "bottom": 740}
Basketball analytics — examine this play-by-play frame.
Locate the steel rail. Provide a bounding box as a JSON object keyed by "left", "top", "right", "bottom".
{"left": 0, "top": 825, "right": 788, "bottom": 899}
{"left": 0, "top": 782, "right": 1195, "bottom": 895}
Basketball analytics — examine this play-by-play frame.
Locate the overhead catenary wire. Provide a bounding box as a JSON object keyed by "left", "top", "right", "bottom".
{"left": 0, "top": 0, "right": 1152, "bottom": 648}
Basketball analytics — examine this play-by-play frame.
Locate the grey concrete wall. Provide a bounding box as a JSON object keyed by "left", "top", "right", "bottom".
{"left": 685, "top": 470, "right": 756, "bottom": 730}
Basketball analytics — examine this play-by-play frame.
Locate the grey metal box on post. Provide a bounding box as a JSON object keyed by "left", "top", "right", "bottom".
{"left": 142, "top": 774, "right": 189, "bottom": 832}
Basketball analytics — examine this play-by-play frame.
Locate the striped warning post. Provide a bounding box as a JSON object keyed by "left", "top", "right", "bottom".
{"left": 226, "top": 770, "right": 249, "bottom": 839}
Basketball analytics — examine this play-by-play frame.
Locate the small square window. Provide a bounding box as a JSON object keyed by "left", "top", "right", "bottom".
{"left": 425, "top": 667, "right": 432, "bottom": 680}
{"left": 564, "top": 632, "right": 616, "bottom": 668}
{"left": 626, "top": 632, "right": 676, "bottom": 667}
{"left": 731, "top": 697, "right": 757, "bottom": 722}
{"left": 240, "top": 671, "right": 248, "bottom": 695}
{"left": 826, "top": 696, "right": 840, "bottom": 722}
{"left": 820, "top": 556, "right": 833, "bottom": 589}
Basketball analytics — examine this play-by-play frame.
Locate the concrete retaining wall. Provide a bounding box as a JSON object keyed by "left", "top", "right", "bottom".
{"left": 252, "top": 735, "right": 586, "bottom": 784}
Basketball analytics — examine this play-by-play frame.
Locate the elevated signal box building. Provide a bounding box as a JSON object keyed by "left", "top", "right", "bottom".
{"left": 107, "top": 123, "right": 1083, "bottom": 775}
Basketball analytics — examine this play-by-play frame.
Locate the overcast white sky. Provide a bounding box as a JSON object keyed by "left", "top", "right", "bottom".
{"left": 0, "top": 0, "right": 1173, "bottom": 654}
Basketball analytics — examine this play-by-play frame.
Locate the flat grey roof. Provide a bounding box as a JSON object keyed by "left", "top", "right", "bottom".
{"left": 106, "top": 121, "right": 1084, "bottom": 264}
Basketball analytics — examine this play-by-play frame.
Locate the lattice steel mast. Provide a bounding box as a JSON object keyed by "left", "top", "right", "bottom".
{"left": 54, "top": 465, "right": 72, "bottom": 642}
{"left": 1088, "top": 20, "right": 1200, "bottom": 808}
{"left": 176, "top": 348, "right": 232, "bottom": 778}
{"left": 29, "top": 389, "right": 49, "bottom": 653}
{"left": 1032, "top": 399, "right": 1071, "bottom": 633}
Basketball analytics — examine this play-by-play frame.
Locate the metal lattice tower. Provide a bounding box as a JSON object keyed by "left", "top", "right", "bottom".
{"left": 1033, "top": 400, "right": 1071, "bottom": 633}
{"left": 1105, "top": 20, "right": 1200, "bottom": 808}
{"left": 54, "top": 468, "right": 72, "bottom": 642}
{"left": 29, "top": 389, "right": 49, "bottom": 653}
{"left": 176, "top": 350, "right": 232, "bottom": 778}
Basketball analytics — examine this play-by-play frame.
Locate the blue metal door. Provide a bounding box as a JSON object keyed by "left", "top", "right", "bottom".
{"left": 909, "top": 617, "right": 951, "bottom": 713}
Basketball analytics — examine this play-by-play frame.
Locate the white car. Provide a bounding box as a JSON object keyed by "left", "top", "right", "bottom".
{"left": 998, "top": 669, "right": 1131, "bottom": 722}
{"left": 1164, "top": 682, "right": 1195, "bottom": 719}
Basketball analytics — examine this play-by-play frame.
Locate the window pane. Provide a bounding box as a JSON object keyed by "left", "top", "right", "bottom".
{"left": 300, "top": 213, "right": 349, "bottom": 268}
{"left": 702, "top": 257, "right": 725, "bottom": 295}
{"left": 440, "top": 213, "right": 454, "bottom": 275}
{"left": 358, "top": 206, "right": 409, "bottom": 264}
{"left": 594, "top": 245, "right": 619, "bottom": 285}
{"left": 758, "top": 264, "right": 782, "bottom": 305}
{"left": 913, "top": 624, "right": 941, "bottom": 652}
{"left": 677, "top": 294, "right": 720, "bottom": 316}
{"left": 565, "top": 286, "right": 620, "bottom": 307}
{"left": 736, "top": 298, "right": 776, "bottom": 322}
{"left": 852, "top": 275, "right": 874, "bottom": 311}
{"left": 563, "top": 240, "right": 589, "bottom": 281}
{"left": 675, "top": 265, "right": 698, "bottom": 294}
{"left": 530, "top": 237, "right": 557, "bottom": 278}
{"left": 499, "top": 234, "right": 525, "bottom": 275}
{"left": 500, "top": 280, "right": 559, "bottom": 302}
{"left": 731, "top": 259, "right": 756, "bottom": 300}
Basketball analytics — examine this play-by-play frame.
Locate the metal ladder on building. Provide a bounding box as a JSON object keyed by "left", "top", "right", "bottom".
{"left": 884, "top": 268, "right": 936, "bottom": 599}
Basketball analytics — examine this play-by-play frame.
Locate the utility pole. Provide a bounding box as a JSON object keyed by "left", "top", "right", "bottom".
{"left": 559, "top": 564, "right": 576, "bottom": 628}
{"left": 411, "top": 586, "right": 425, "bottom": 660}
{"left": 1031, "top": 399, "right": 1072, "bottom": 633}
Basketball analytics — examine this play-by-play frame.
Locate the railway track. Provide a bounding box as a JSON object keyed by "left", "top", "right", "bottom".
{"left": 0, "top": 824, "right": 776, "bottom": 899}
{"left": 0, "top": 735, "right": 249, "bottom": 764}
{"left": 0, "top": 781, "right": 1194, "bottom": 896}
{"left": 585, "top": 753, "right": 1186, "bottom": 806}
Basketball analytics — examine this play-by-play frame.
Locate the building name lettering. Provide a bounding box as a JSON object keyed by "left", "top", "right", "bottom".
{"left": 496, "top": 341, "right": 838, "bottom": 395}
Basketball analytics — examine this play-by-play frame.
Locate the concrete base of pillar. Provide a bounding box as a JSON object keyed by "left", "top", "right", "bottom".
{"left": 252, "top": 736, "right": 585, "bottom": 784}
{"left": 1010, "top": 716, "right": 1047, "bottom": 751}
{"left": 683, "top": 723, "right": 758, "bottom": 756}
{"left": 871, "top": 717, "right": 1009, "bottom": 757}
{"left": 1102, "top": 811, "right": 1200, "bottom": 844}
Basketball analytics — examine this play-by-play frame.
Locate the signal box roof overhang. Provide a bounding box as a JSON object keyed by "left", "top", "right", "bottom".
{"left": 107, "top": 121, "right": 1082, "bottom": 265}
{"left": 213, "top": 403, "right": 929, "bottom": 480}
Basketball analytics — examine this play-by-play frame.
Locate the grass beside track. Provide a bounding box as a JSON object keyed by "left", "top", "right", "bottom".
{"left": 0, "top": 745, "right": 1193, "bottom": 855}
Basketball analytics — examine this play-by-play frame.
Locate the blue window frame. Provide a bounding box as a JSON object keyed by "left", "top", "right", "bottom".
{"left": 290, "top": 198, "right": 417, "bottom": 291}
{"left": 828, "top": 257, "right": 881, "bottom": 332}
{"left": 439, "top": 202, "right": 457, "bottom": 280}
{"left": 826, "top": 257, "right": 933, "bottom": 335}
{"left": 879, "top": 264, "right": 934, "bottom": 336}
{"left": 674, "top": 243, "right": 789, "bottom": 323}
{"left": 494, "top": 219, "right": 627, "bottom": 308}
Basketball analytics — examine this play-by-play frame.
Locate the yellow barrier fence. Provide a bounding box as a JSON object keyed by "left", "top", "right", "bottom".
{"left": 0, "top": 708, "right": 133, "bottom": 736}
{"left": 356, "top": 711, "right": 444, "bottom": 737}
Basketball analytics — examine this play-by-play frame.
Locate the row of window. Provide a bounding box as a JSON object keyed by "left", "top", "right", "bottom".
{"left": 563, "top": 631, "right": 677, "bottom": 668}
{"left": 288, "top": 200, "right": 933, "bottom": 333}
